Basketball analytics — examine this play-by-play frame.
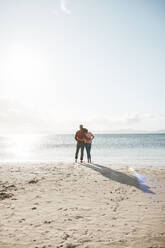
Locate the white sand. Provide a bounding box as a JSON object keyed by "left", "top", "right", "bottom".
{"left": 0, "top": 162, "right": 165, "bottom": 248}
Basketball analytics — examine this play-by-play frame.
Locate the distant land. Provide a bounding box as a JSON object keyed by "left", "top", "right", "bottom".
{"left": 97, "top": 129, "right": 165, "bottom": 134}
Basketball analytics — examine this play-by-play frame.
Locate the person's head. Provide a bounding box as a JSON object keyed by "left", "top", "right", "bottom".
{"left": 79, "top": 124, "right": 83, "bottom": 130}
{"left": 83, "top": 128, "right": 88, "bottom": 134}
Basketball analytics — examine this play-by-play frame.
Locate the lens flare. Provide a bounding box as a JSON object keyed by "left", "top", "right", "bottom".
{"left": 129, "top": 167, "right": 155, "bottom": 194}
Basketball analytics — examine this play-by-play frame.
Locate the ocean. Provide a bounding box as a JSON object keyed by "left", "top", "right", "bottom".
{"left": 0, "top": 134, "right": 165, "bottom": 166}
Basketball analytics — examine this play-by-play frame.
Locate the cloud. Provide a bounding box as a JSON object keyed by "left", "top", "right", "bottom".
{"left": 83, "top": 113, "right": 165, "bottom": 133}
{"left": 1, "top": 97, "right": 165, "bottom": 134}
{"left": 0, "top": 98, "right": 49, "bottom": 134}
{"left": 60, "top": 0, "right": 71, "bottom": 15}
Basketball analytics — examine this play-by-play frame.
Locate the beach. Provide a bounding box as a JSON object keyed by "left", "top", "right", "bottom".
{"left": 0, "top": 162, "right": 165, "bottom": 248}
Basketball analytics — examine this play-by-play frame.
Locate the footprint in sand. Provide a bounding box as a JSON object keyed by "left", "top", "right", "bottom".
{"left": 32, "top": 207, "right": 37, "bottom": 210}
{"left": 44, "top": 220, "right": 54, "bottom": 224}
{"left": 35, "top": 195, "right": 42, "bottom": 199}
{"left": 74, "top": 215, "right": 83, "bottom": 219}
{"left": 28, "top": 179, "right": 39, "bottom": 184}
{"left": 62, "top": 233, "right": 70, "bottom": 240}
{"left": 0, "top": 192, "right": 13, "bottom": 200}
{"left": 19, "top": 218, "right": 26, "bottom": 223}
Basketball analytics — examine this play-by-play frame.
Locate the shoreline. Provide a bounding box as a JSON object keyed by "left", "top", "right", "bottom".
{"left": 0, "top": 162, "right": 165, "bottom": 247}
{"left": 0, "top": 160, "right": 165, "bottom": 168}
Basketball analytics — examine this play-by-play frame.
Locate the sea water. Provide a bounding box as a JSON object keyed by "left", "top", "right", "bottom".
{"left": 0, "top": 134, "right": 165, "bottom": 166}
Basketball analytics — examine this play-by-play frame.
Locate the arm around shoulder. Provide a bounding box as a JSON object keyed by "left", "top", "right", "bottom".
{"left": 91, "top": 133, "right": 94, "bottom": 140}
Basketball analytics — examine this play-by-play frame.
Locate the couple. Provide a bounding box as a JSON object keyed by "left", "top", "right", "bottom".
{"left": 75, "top": 124, "right": 94, "bottom": 163}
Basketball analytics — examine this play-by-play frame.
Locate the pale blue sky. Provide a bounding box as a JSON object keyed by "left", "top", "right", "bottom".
{"left": 0, "top": 0, "right": 165, "bottom": 133}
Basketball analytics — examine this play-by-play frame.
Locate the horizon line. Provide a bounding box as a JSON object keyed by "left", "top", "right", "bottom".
{"left": 0, "top": 131, "right": 165, "bottom": 136}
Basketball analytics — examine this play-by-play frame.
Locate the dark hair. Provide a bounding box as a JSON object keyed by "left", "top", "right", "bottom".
{"left": 83, "top": 128, "right": 88, "bottom": 133}
{"left": 80, "top": 124, "right": 83, "bottom": 130}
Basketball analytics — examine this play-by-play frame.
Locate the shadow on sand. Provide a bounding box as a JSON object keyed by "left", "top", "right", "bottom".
{"left": 83, "top": 163, "right": 155, "bottom": 194}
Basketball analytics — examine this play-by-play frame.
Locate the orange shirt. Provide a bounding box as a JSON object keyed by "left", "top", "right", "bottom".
{"left": 75, "top": 130, "right": 85, "bottom": 142}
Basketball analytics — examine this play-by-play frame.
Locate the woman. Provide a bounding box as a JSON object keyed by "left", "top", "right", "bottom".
{"left": 83, "top": 128, "right": 94, "bottom": 163}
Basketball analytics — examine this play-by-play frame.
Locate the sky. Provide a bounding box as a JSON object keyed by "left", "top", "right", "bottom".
{"left": 0, "top": 0, "right": 165, "bottom": 134}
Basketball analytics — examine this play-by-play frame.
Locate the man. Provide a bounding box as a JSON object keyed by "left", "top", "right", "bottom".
{"left": 75, "top": 124, "right": 85, "bottom": 163}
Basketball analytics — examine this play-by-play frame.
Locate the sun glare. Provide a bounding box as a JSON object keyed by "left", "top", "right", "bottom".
{"left": 8, "top": 135, "right": 39, "bottom": 160}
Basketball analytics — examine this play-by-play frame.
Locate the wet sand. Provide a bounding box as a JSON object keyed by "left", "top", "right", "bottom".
{"left": 0, "top": 162, "right": 165, "bottom": 248}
